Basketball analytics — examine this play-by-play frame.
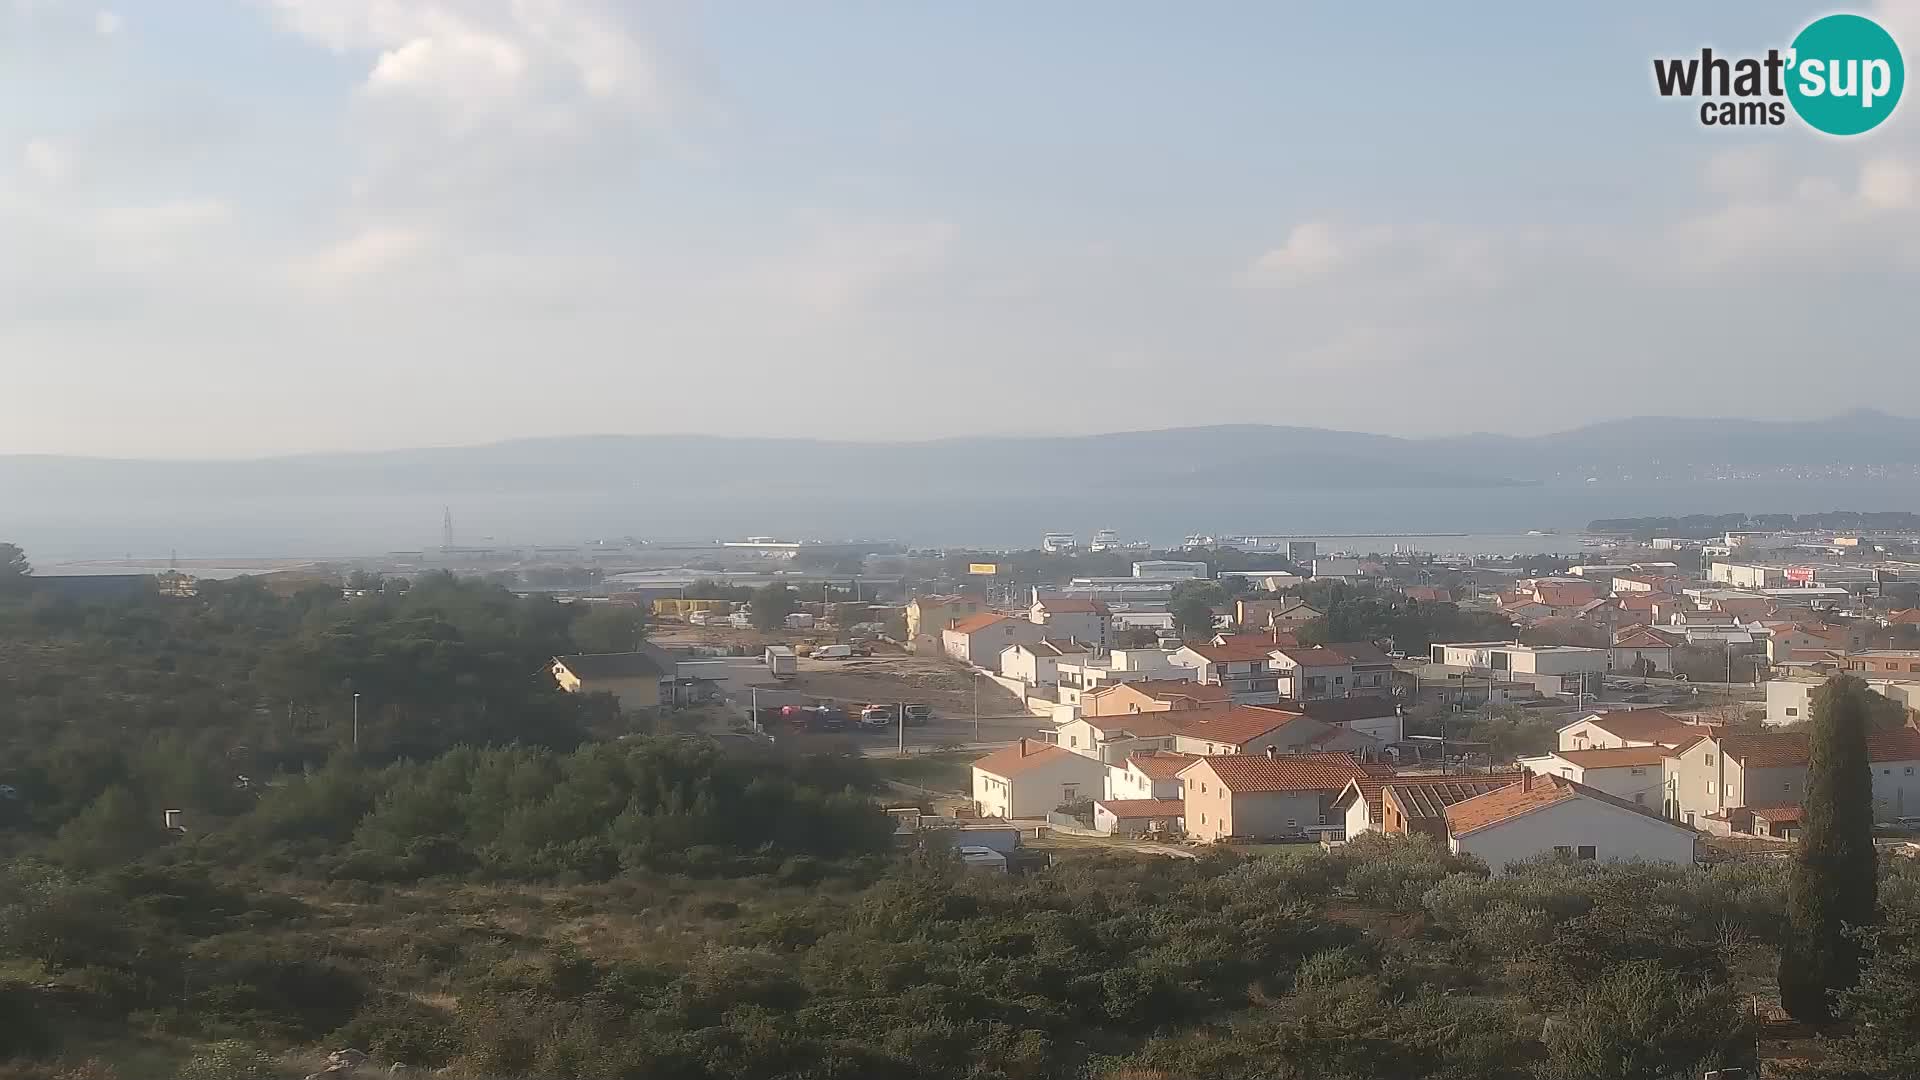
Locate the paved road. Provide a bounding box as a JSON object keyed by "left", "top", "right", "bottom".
{"left": 694, "top": 654, "right": 1046, "bottom": 750}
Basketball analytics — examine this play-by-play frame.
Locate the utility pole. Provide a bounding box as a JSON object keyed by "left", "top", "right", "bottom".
{"left": 750, "top": 687, "right": 760, "bottom": 735}
{"left": 351, "top": 693, "right": 361, "bottom": 749}
{"left": 973, "top": 673, "right": 981, "bottom": 742}
{"left": 897, "top": 701, "right": 906, "bottom": 757}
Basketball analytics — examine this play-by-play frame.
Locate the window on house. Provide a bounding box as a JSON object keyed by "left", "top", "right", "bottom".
{"left": 1286, "top": 819, "right": 1297, "bottom": 829}
{"left": 1200, "top": 783, "right": 1207, "bottom": 794}
{"left": 1786, "top": 707, "right": 1798, "bottom": 716}
{"left": 1069, "top": 736, "right": 1078, "bottom": 747}
{"left": 1577, "top": 845, "right": 1597, "bottom": 861}
{"left": 1705, "top": 753, "right": 1714, "bottom": 765}
{"left": 1200, "top": 813, "right": 1206, "bottom": 824}
{"left": 1063, "top": 785, "right": 1077, "bottom": 801}
{"left": 1906, "top": 767, "right": 1915, "bottom": 776}
{"left": 1318, "top": 812, "right": 1328, "bottom": 825}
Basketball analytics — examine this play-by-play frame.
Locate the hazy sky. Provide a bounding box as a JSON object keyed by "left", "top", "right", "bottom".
{"left": 3, "top": 1, "right": 1918, "bottom": 457}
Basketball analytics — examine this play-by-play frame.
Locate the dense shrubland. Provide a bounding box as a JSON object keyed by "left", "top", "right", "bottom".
{"left": 5, "top": 562, "right": 1920, "bottom": 1078}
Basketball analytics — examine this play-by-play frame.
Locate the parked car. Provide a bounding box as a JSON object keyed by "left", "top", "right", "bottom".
{"left": 903, "top": 703, "right": 933, "bottom": 725}
{"left": 860, "top": 705, "right": 894, "bottom": 729}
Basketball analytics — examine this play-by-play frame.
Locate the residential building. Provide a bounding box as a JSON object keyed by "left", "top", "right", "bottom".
{"left": 1105, "top": 750, "right": 1199, "bottom": 800}
{"left": 906, "top": 593, "right": 989, "bottom": 648}
{"left": 1093, "top": 798, "right": 1186, "bottom": 837}
{"left": 1335, "top": 773, "right": 1525, "bottom": 841}
{"left": 551, "top": 652, "right": 664, "bottom": 711}
{"left": 1442, "top": 772, "right": 1698, "bottom": 868}
{"left": 1428, "top": 641, "right": 1608, "bottom": 694}
{"left": 1000, "top": 639, "right": 1092, "bottom": 687}
{"left": 1235, "top": 597, "right": 1318, "bottom": 632}
{"left": 1516, "top": 746, "right": 1670, "bottom": 808}
{"left": 1054, "top": 711, "right": 1188, "bottom": 764}
{"left": 1180, "top": 752, "right": 1376, "bottom": 841}
{"left": 1666, "top": 727, "right": 1920, "bottom": 825}
{"left": 1403, "top": 585, "right": 1451, "bottom": 603}
{"left": 1030, "top": 596, "right": 1112, "bottom": 650}
{"left": 1169, "top": 706, "right": 1380, "bottom": 758}
{"left": 942, "top": 613, "right": 1044, "bottom": 672}
{"left": 1844, "top": 649, "right": 1920, "bottom": 678}
{"left": 1170, "top": 640, "right": 1281, "bottom": 704}
{"left": 1294, "top": 697, "right": 1405, "bottom": 744}
{"left": 971, "top": 738, "right": 1111, "bottom": 818}
{"left": 1051, "top": 649, "right": 1189, "bottom": 706}
{"left": 1557, "top": 710, "right": 1717, "bottom": 753}
{"left": 1270, "top": 642, "right": 1395, "bottom": 699}
{"left": 1610, "top": 626, "right": 1679, "bottom": 674}
{"left": 1082, "top": 678, "right": 1226, "bottom": 716}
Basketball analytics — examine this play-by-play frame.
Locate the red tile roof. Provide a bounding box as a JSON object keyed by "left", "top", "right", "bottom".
{"left": 1612, "top": 627, "right": 1677, "bottom": 649}
{"left": 1553, "top": 746, "right": 1672, "bottom": 769}
{"left": 1404, "top": 586, "right": 1451, "bottom": 603}
{"left": 1184, "top": 640, "right": 1279, "bottom": 663}
{"left": 1718, "top": 728, "right": 1920, "bottom": 768}
{"left": 1080, "top": 711, "right": 1191, "bottom": 737}
{"left": 1176, "top": 705, "right": 1305, "bottom": 746}
{"left": 1095, "top": 798, "right": 1185, "bottom": 820}
{"left": 1574, "top": 710, "right": 1714, "bottom": 746}
{"left": 1273, "top": 644, "right": 1354, "bottom": 667}
{"left": 1444, "top": 772, "right": 1673, "bottom": 836}
{"left": 1036, "top": 598, "right": 1110, "bottom": 615}
{"left": 1214, "top": 632, "right": 1300, "bottom": 651}
{"left": 1182, "top": 752, "right": 1370, "bottom": 794}
{"left": 1748, "top": 803, "right": 1804, "bottom": 823}
{"left": 1126, "top": 750, "right": 1200, "bottom": 780}
{"left": 1335, "top": 776, "right": 1393, "bottom": 820}
{"left": 1889, "top": 609, "right": 1920, "bottom": 626}
{"left": 972, "top": 738, "right": 1084, "bottom": 779}
{"left": 1090, "top": 679, "right": 1227, "bottom": 705}
{"left": 948, "top": 612, "right": 1010, "bottom": 635}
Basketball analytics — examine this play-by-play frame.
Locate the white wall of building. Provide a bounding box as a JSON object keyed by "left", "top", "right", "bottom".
{"left": 972, "top": 754, "right": 1109, "bottom": 818}
{"left": 1449, "top": 796, "right": 1695, "bottom": 869}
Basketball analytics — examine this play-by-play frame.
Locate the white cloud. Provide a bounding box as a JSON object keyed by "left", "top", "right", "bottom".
{"left": 758, "top": 215, "right": 957, "bottom": 314}
{"left": 293, "top": 224, "right": 430, "bottom": 285}
{"left": 96, "top": 199, "right": 231, "bottom": 233}
{"left": 22, "top": 137, "right": 69, "bottom": 183}
{"left": 265, "top": 0, "right": 670, "bottom": 124}
{"left": 92, "top": 9, "right": 120, "bottom": 35}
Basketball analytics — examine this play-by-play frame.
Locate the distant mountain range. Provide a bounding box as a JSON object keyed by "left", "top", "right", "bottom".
{"left": 4, "top": 410, "right": 1918, "bottom": 504}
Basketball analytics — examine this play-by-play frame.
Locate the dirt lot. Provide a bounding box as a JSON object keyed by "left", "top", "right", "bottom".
{"left": 783, "top": 654, "right": 1024, "bottom": 718}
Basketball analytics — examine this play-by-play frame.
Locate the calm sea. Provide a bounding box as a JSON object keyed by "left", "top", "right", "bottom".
{"left": 10, "top": 477, "right": 1920, "bottom": 563}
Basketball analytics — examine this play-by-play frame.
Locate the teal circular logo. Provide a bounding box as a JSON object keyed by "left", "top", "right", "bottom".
{"left": 1787, "top": 14, "right": 1904, "bottom": 135}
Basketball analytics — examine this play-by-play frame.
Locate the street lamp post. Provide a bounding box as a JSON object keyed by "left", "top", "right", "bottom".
{"left": 973, "top": 673, "right": 980, "bottom": 742}
{"left": 351, "top": 692, "right": 361, "bottom": 749}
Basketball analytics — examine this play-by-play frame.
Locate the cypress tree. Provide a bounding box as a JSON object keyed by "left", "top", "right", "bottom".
{"left": 1779, "top": 675, "right": 1880, "bottom": 1022}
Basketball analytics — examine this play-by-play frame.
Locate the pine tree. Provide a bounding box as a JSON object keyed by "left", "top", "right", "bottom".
{"left": 1779, "top": 675, "right": 1880, "bottom": 1022}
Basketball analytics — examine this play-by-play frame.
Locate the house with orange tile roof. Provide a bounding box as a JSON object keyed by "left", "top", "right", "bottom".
{"left": 1609, "top": 625, "right": 1680, "bottom": 675}
{"left": 1092, "top": 797, "right": 1186, "bottom": 837}
{"left": 1179, "top": 752, "right": 1375, "bottom": 841}
{"left": 1517, "top": 746, "right": 1671, "bottom": 808}
{"left": 1333, "top": 772, "right": 1527, "bottom": 842}
{"left": 1169, "top": 640, "right": 1283, "bottom": 704}
{"left": 1105, "top": 750, "right": 1201, "bottom": 801}
{"left": 1666, "top": 726, "right": 1920, "bottom": 826}
{"left": 941, "top": 612, "right": 1044, "bottom": 672}
{"left": 971, "top": 738, "right": 1110, "bottom": 819}
{"left": 1170, "top": 705, "right": 1380, "bottom": 758}
{"left": 1029, "top": 597, "right": 1112, "bottom": 651}
{"left": 1442, "top": 771, "right": 1697, "bottom": 868}
{"left": 906, "top": 593, "right": 990, "bottom": 649}
{"left": 1081, "top": 679, "right": 1227, "bottom": 717}
{"left": 1556, "top": 709, "right": 1718, "bottom": 753}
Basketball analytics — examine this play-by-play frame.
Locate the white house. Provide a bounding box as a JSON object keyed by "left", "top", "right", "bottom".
{"left": 943, "top": 613, "right": 1045, "bottom": 672}
{"left": 971, "top": 738, "right": 1111, "bottom": 818}
{"left": 1170, "top": 640, "right": 1280, "bottom": 704}
{"left": 1030, "top": 597, "right": 1112, "bottom": 651}
{"left": 1443, "top": 772, "right": 1698, "bottom": 868}
{"left": 1557, "top": 710, "right": 1714, "bottom": 752}
{"left": 1000, "top": 639, "right": 1092, "bottom": 687}
{"left": 1515, "top": 746, "right": 1670, "bottom": 808}
{"left": 1104, "top": 750, "right": 1198, "bottom": 800}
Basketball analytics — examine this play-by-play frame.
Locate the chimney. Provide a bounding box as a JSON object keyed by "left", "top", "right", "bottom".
{"left": 1265, "top": 744, "right": 1278, "bottom": 759}
{"left": 1520, "top": 769, "right": 1534, "bottom": 793}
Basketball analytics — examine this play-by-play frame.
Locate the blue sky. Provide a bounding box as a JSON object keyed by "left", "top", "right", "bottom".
{"left": 1, "top": 1, "right": 1915, "bottom": 456}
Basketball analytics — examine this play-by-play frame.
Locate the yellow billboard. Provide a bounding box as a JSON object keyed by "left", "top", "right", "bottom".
{"left": 968, "top": 562, "right": 999, "bottom": 575}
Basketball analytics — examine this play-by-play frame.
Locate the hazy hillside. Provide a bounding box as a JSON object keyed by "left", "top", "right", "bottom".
{"left": 4, "top": 411, "right": 1916, "bottom": 506}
